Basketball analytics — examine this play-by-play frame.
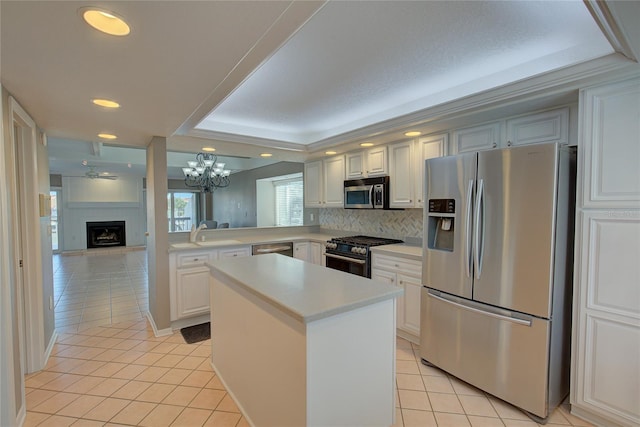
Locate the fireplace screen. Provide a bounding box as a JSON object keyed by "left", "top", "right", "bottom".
{"left": 86, "top": 221, "right": 126, "bottom": 249}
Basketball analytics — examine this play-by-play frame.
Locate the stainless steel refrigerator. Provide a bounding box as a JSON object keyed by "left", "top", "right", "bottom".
{"left": 420, "top": 142, "right": 576, "bottom": 422}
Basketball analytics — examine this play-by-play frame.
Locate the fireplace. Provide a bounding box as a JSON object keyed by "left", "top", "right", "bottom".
{"left": 86, "top": 221, "right": 126, "bottom": 249}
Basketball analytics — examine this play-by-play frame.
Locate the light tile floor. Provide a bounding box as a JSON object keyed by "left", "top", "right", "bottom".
{"left": 27, "top": 251, "right": 595, "bottom": 427}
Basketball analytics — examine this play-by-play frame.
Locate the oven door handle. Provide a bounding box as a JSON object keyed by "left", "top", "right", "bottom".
{"left": 325, "top": 253, "right": 367, "bottom": 264}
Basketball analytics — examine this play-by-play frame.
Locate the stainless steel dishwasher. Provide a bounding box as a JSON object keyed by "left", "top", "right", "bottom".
{"left": 251, "top": 242, "right": 294, "bottom": 257}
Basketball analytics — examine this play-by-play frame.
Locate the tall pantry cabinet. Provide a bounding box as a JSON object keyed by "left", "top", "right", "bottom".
{"left": 571, "top": 75, "right": 640, "bottom": 427}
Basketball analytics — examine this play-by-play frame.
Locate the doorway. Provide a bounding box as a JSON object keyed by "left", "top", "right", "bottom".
{"left": 50, "top": 189, "right": 61, "bottom": 253}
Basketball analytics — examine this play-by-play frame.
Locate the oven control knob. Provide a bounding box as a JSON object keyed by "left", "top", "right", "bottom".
{"left": 326, "top": 242, "right": 337, "bottom": 249}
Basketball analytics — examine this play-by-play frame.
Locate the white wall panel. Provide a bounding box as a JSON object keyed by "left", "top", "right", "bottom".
{"left": 587, "top": 216, "right": 640, "bottom": 318}
{"left": 584, "top": 315, "right": 640, "bottom": 424}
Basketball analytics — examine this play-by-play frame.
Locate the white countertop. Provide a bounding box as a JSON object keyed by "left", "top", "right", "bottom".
{"left": 370, "top": 243, "right": 423, "bottom": 261}
{"left": 207, "top": 253, "right": 403, "bottom": 323}
{"left": 169, "top": 232, "right": 337, "bottom": 252}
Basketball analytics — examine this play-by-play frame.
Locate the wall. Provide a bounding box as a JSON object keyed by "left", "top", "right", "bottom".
{"left": 213, "top": 161, "right": 304, "bottom": 228}
{"left": 60, "top": 175, "right": 146, "bottom": 251}
{"left": 320, "top": 208, "right": 423, "bottom": 240}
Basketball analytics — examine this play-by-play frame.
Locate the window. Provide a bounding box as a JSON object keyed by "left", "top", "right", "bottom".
{"left": 274, "top": 174, "right": 303, "bottom": 226}
{"left": 168, "top": 191, "right": 200, "bottom": 232}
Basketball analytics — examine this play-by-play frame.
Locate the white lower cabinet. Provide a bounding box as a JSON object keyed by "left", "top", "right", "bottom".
{"left": 175, "top": 266, "right": 211, "bottom": 319}
{"left": 170, "top": 246, "right": 250, "bottom": 321}
{"left": 219, "top": 247, "right": 251, "bottom": 259}
{"left": 310, "top": 242, "right": 325, "bottom": 266}
{"left": 295, "top": 241, "right": 325, "bottom": 266}
{"left": 371, "top": 253, "right": 422, "bottom": 342}
{"left": 294, "top": 242, "right": 310, "bottom": 261}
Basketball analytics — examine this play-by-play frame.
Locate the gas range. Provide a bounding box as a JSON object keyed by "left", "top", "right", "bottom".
{"left": 325, "top": 235, "right": 403, "bottom": 278}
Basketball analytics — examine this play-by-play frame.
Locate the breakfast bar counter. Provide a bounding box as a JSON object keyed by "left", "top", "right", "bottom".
{"left": 207, "top": 253, "right": 402, "bottom": 427}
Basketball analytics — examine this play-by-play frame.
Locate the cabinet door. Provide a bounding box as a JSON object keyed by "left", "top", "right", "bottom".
{"left": 176, "top": 266, "right": 210, "bottom": 319}
{"left": 323, "top": 155, "right": 345, "bottom": 207}
{"left": 414, "top": 134, "right": 447, "bottom": 208}
{"left": 366, "top": 146, "right": 388, "bottom": 176}
{"left": 371, "top": 269, "right": 404, "bottom": 330}
{"left": 346, "top": 152, "right": 365, "bottom": 179}
{"left": 294, "top": 242, "right": 310, "bottom": 261}
{"left": 580, "top": 78, "right": 640, "bottom": 209}
{"left": 452, "top": 122, "right": 500, "bottom": 154}
{"left": 506, "top": 108, "right": 568, "bottom": 147}
{"left": 219, "top": 247, "right": 250, "bottom": 258}
{"left": 304, "top": 161, "right": 323, "bottom": 207}
{"left": 310, "top": 242, "right": 324, "bottom": 266}
{"left": 398, "top": 274, "right": 422, "bottom": 337}
{"left": 388, "top": 141, "right": 415, "bottom": 208}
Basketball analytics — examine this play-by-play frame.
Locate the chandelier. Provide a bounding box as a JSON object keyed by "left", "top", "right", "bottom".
{"left": 182, "top": 152, "right": 231, "bottom": 192}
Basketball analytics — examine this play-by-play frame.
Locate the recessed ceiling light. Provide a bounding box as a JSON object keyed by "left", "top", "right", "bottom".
{"left": 360, "top": 142, "right": 374, "bottom": 147}
{"left": 80, "top": 7, "right": 130, "bottom": 36}
{"left": 325, "top": 151, "right": 337, "bottom": 155}
{"left": 260, "top": 153, "right": 273, "bottom": 158}
{"left": 202, "top": 147, "right": 216, "bottom": 152}
{"left": 98, "top": 133, "right": 117, "bottom": 140}
{"left": 404, "top": 131, "right": 422, "bottom": 137}
{"left": 92, "top": 98, "right": 120, "bottom": 108}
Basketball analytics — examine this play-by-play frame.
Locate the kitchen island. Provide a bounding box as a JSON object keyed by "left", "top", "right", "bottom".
{"left": 207, "top": 253, "right": 402, "bottom": 427}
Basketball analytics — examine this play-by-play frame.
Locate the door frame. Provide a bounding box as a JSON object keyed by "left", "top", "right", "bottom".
{"left": 8, "top": 96, "right": 45, "bottom": 374}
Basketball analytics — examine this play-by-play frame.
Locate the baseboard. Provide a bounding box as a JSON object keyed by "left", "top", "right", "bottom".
{"left": 145, "top": 312, "right": 173, "bottom": 337}
{"left": 170, "top": 314, "right": 211, "bottom": 332}
{"left": 43, "top": 329, "right": 58, "bottom": 367}
{"left": 396, "top": 328, "right": 420, "bottom": 345}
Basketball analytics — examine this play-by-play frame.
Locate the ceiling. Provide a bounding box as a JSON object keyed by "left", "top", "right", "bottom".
{"left": 1, "top": 1, "right": 638, "bottom": 178}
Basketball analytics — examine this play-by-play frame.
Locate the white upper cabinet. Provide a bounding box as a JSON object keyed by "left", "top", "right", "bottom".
{"left": 579, "top": 79, "right": 640, "bottom": 209}
{"left": 304, "top": 160, "right": 323, "bottom": 207}
{"left": 323, "top": 155, "right": 346, "bottom": 207}
{"left": 388, "top": 141, "right": 415, "bottom": 208}
{"left": 414, "top": 134, "right": 447, "bottom": 208}
{"left": 345, "top": 152, "right": 365, "bottom": 179}
{"left": 345, "top": 146, "right": 388, "bottom": 179}
{"left": 304, "top": 156, "right": 345, "bottom": 208}
{"left": 389, "top": 136, "right": 446, "bottom": 209}
{"left": 506, "top": 107, "right": 568, "bottom": 147}
{"left": 452, "top": 122, "right": 501, "bottom": 154}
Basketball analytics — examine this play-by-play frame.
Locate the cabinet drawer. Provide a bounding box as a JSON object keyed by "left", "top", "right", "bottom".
{"left": 372, "top": 253, "right": 421, "bottom": 277}
{"left": 176, "top": 251, "right": 211, "bottom": 268}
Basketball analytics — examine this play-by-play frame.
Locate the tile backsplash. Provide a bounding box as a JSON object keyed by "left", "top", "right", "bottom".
{"left": 319, "top": 208, "right": 423, "bottom": 240}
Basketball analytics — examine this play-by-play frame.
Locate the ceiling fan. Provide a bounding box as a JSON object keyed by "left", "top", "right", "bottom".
{"left": 71, "top": 164, "right": 118, "bottom": 180}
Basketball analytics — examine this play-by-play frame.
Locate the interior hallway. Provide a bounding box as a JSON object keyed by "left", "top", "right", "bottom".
{"left": 20, "top": 251, "right": 595, "bottom": 426}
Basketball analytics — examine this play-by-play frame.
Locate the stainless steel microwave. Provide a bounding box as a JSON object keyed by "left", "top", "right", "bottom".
{"left": 344, "top": 176, "right": 390, "bottom": 209}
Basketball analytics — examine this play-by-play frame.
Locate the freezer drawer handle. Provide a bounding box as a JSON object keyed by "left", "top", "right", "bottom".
{"left": 429, "top": 292, "right": 532, "bottom": 327}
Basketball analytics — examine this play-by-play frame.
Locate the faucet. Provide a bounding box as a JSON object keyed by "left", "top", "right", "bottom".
{"left": 189, "top": 223, "right": 207, "bottom": 243}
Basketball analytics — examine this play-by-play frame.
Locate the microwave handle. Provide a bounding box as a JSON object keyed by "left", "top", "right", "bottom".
{"left": 370, "top": 186, "right": 375, "bottom": 206}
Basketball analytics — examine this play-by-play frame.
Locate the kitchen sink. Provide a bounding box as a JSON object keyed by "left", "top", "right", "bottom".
{"left": 171, "top": 242, "right": 199, "bottom": 249}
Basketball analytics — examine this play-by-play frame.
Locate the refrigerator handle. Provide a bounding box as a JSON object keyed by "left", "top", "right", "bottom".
{"left": 474, "top": 179, "right": 485, "bottom": 279}
{"left": 465, "top": 179, "right": 474, "bottom": 278}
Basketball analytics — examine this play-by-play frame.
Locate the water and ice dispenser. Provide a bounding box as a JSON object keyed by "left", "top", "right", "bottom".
{"left": 426, "top": 199, "right": 455, "bottom": 252}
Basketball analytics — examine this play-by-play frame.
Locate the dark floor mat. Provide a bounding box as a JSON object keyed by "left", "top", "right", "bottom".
{"left": 180, "top": 322, "right": 211, "bottom": 344}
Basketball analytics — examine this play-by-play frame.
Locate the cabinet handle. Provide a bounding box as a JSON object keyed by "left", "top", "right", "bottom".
{"left": 399, "top": 280, "right": 403, "bottom": 285}
{"left": 194, "top": 258, "right": 199, "bottom": 261}
{"left": 395, "top": 264, "right": 400, "bottom": 267}
{"left": 492, "top": 142, "right": 497, "bottom": 148}
{"left": 507, "top": 140, "right": 512, "bottom": 147}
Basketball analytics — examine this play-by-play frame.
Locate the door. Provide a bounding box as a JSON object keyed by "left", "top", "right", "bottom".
{"left": 423, "top": 152, "right": 476, "bottom": 299}
{"left": 474, "top": 143, "right": 558, "bottom": 318}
